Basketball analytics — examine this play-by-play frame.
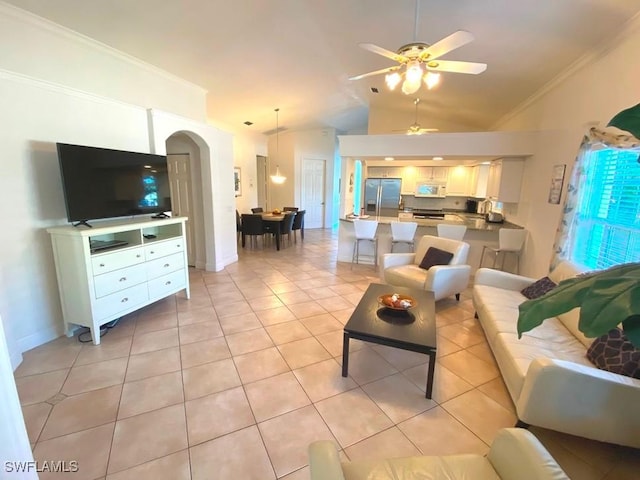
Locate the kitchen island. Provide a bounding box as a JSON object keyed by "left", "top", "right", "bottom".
{"left": 338, "top": 213, "right": 523, "bottom": 273}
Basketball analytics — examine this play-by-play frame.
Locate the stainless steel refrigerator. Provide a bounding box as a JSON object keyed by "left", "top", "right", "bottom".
{"left": 364, "top": 178, "right": 402, "bottom": 217}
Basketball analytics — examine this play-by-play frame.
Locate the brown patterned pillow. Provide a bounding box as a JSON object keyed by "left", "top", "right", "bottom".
{"left": 520, "top": 276, "right": 557, "bottom": 299}
{"left": 586, "top": 328, "right": 640, "bottom": 379}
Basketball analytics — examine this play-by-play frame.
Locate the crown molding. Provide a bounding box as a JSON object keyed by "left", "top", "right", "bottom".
{"left": 0, "top": 2, "right": 207, "bottom": 95}
{"left": 492, "top": 10, "right": 640, "bottom": 130}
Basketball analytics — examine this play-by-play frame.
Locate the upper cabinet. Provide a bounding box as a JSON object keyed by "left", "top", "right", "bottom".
{"left": 486, "top": 158, "right": 524, "bottom": 202}
{"left": 367, "top": 166, "right": 402, "bottom": 178}
{"left": 469, "top": 164, "right": 490, "bottom": 198}
{"left": 419, "top": 166, "right": 449, "bottom": 181}
{"left": 446, "top": 166, "right": 472, "bottom": 196}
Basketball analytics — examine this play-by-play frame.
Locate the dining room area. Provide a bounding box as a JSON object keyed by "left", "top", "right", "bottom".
{"left": 237, "top": 207, "right": 305, "bottom": 251}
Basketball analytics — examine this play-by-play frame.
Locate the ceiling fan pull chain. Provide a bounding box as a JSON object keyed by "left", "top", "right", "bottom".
{"left": 413, "top": 0, "right": 420, "bottom": 42}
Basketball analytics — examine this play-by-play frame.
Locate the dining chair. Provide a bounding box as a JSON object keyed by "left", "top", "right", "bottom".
{"left": 352, "top": 219, "right": 379, "bottom": 268}
{"left": 390, "top": 221, "right": 418, "bottom": 252}
{"left": 480, "top": 228, "right": 527, "bottom": 273}
{"left": 240, "top": 214, "right": 264, "bottom": 248}
{"left": 236, "top": 209, "right": 242, "bottom": 243}
{"left": 437, "top": 224, "right": 467, "bottom": 241}
{"left": 292, "top": 210, "right": 305, "bottom": 242}
{"left": 283, "top": 207, "right": 299, "bottom": 212}
{"left": 251, "top": 207, "right": 264, "bottom": 213}
{"left": 279, "top": 212, "right": 296, "bottom": 247}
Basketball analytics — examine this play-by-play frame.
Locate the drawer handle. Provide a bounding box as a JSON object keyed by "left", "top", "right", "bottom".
{"left": 119, "top": 277, "right": 127, "bottom": 282}
{"left": 150, "top": 251, "right": 155, "bottom": 254}
{"left": 121, "top": 297, "right": 129, "bottom": 303}
{"left": 136, "top": 254, "right": 142, "bottom": 258}
{"left": 165, "top": 281, "right": 172, "bottom": 285}
{"left": 176, "top": 244, "right": 181, "bottom": 248}
{"left": 164, "top": 263, "right": 170, "bottom": 268}
{"left": 99, "top": 263, "right": 105, "bottom": 267}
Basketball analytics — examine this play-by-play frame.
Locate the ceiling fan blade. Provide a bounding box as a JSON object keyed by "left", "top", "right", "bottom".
{"left": 349, "top": 65, "right": 400, "bottom": 81}
{"left": 359, "top": 43, "right": 408, "bottom": 63}
{"left": 419, "top": 30, "right": 474, "bottom": 61}
{"left": 425, "top": 59, "right": 487, "bottom": 75}
{"left": 419, "top": 128, "right": 439, "bottom": 132}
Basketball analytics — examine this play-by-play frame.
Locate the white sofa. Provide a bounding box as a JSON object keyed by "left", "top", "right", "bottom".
{"left": 473, "top": 261, "right": 640, "bottom": 448}
{"left": 381, "top": 235, "right": 471, "bottom": 301}
{"left": 309, "top": 428, "right": 569, "bottom": 480}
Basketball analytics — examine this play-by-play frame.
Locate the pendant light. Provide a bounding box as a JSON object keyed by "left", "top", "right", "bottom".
{"left": 270, "top": 108, "right": 286, "bottom": 184}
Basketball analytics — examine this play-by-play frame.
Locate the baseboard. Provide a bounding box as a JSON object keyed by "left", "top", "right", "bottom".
{"left": 9, "top": 350, "right": 23, "bottom": 371}
{"left": 17, "top": 325, "right": 62, "bottom": 355}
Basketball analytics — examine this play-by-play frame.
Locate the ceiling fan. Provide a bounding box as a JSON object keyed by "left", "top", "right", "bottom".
{"left": 349, "top": 0, "right": 487, "bottom": 95}
{"left": 393, "top": 98, "right": 438, "bottom": 135}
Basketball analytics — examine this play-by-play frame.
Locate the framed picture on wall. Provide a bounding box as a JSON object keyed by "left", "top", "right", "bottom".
{"left": 548, "top": 164, "right": 565, "bottom": 204}
{"left": 234, "top": 167, "right": 242, "bottom": 197}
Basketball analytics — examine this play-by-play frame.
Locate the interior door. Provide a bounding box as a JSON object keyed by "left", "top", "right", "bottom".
{"left": 302, "top": 158, "right": 326, "bottom": 228}
{"left": 167, "top": 153, "right": 195, "bottom": 266}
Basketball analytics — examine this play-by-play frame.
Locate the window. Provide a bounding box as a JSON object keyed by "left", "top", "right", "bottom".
{"left": 571, "top": 148, "right": 640, "bottom": 269}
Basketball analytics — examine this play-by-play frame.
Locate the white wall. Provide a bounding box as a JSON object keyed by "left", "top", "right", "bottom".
{"left": 0, "top": 5, "right": 238, "bottom": 365}
{"left": 495, "top": 14, "right": 640, "bottom": 277}
{"left": 232, "top": 132, "right": 267, "bottom": 214}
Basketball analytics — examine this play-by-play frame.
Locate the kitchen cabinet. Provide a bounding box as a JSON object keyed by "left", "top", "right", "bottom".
{"left": 486, "top": 158, "right": 524, "bottom": 202}
{"left": 367, "top": 166, "right": 402, "bottom": 178}
{"left": 418, "top": 166, "right": 448, "bottom": 181}
{"left": 400, "top": 165, "right": 420, "bottom": 195}
{"left": 446, "top": 166, "right": 472, "bottom": 196}
{"left": 469, "top": 164, "right": 490, "bottom": 198}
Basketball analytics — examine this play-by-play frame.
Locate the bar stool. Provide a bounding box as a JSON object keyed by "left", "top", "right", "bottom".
{"left": 390, "top": 221, "right": 418, "bottom": 252}
{"left": 480, "top": 228, "right": 527, "bottom": 273}
{"left": 437, "top": 224, "right": 467, "bottom": 241}
{"left": 352, "top": 219, "right": 379, "bottom": 268}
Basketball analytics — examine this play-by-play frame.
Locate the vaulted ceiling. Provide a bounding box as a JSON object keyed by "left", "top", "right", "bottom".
{"left": 6, "top": 0, "right": 640, "bottom": 135}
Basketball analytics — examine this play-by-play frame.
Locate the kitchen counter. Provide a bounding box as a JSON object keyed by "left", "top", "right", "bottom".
{"left": 338, "top": 212, "right": 524, "bottom": 273}
{"left": 340, "top": 212, "right": 523, "bottom": 231}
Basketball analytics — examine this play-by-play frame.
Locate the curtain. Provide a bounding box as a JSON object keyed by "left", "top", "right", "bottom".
{"left": 550, "top": 126, "right": 640, "bottom": 269}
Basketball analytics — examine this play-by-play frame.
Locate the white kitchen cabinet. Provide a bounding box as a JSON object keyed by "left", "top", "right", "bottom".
{"left": 400, "top": 165, "right": 420, "bottom": 194}
{"left": 367, "top": 166, "right": 402, "bottom": 178}
{"left": 470, "top": 164, "right": 490, "bottom": 198}
{"left": 47, "top": 216, "right": 190, "bottom": 344}
{"left": 486, "top": 158, "right": 524, "bottom": 202}
{"left": 418, "top": 166, "right": 449, "bottom": 181}
{"left": 446, "top": 166, "right": 472, "bottom": 196}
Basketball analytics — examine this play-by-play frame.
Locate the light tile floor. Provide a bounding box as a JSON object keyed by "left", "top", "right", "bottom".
{"left": 15, "top": 229, "right": 640, "bottom": 479}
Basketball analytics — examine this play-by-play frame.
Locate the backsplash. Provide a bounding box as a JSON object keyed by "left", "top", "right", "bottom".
{"left": 401, "top": 195, "right": 470, "bottom": 212}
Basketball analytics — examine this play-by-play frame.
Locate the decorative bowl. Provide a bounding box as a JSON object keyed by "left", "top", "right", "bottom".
{"left": 272, "top": 209, "right": 281, "bottom": 215}
{"left": 378, "top": 293, "right": 417, "bottom": 311}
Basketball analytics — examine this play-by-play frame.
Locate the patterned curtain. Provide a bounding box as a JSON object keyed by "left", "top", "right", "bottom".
{"left": 550, "top": 126, "right": 640, "bottom": 269}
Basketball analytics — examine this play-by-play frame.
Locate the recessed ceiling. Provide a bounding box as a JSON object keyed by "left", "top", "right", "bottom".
{"left": 5, "top": 0, "right": 640, "bottom": 134}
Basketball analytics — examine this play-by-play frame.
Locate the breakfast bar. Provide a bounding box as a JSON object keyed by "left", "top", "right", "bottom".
{"left": 338, "top": 212, "right": 523, "bottom": 272}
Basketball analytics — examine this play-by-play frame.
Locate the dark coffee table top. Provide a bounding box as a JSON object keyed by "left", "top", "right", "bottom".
{"left": 345, "top": 283, "right": 436, "bottom": 350}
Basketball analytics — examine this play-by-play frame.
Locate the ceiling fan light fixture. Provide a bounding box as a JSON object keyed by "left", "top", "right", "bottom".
{"left": 270, "top": 108, "right": 286, "bottom": 184}
{"left": 385, "top": 72, "right": 401, "bottom": 90}
{"left": 424, "top": 71, "right": 441, "bottom": 89}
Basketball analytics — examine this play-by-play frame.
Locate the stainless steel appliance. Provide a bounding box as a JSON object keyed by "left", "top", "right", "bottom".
{"left": 364, "top": 178, "right": 402, "bottom": 217}
{"left": 415, "top": 180, "right": 446, "bottom": 198}
{"left": 485, "top": 212, "right": 504, "bottom": 223}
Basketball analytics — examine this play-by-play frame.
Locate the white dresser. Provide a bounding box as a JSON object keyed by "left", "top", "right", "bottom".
{"left": 47, "top": 216, "right": 190, "bottom": 344}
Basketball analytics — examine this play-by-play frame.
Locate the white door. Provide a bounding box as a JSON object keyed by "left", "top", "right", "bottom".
{"left": 302, "top": 158, "right": 326, "bottom": 228}
{"left": 167, "top": 153, "right": 195, "bottom": 266}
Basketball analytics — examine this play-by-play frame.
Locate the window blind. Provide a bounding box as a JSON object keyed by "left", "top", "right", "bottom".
{"left": 572, "top": 149, "right": 640, "bottom": 269}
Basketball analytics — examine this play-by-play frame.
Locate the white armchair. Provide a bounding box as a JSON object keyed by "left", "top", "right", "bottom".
{"left": 381, "top": 235, "right": 471, "bottom": 301}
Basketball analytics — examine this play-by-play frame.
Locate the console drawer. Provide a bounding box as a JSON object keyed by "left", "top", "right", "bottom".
{"left": 93, "top": 264, "right": 147, "bottom": 298}
{"left": 91, "top": 247, "right": 145, "bottom": 275}
{"left": 144, "top": 238, "right": 184, "bottom": 260}
{"left": 148, "top": 270, "right": 186, "bottom": 299}
{"left": 93, "top": 283, "right": 148, "bottom": 321}
{"left": 146, "top": 252, "right": 185, "bottom": 279}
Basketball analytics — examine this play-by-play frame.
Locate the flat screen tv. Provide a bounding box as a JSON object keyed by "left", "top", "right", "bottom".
{"left": 56, "top": 143, "right": 172, "bottom": 225}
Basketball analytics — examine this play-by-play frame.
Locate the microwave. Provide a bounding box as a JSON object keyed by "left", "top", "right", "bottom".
{"left": 415, "top": 181, "right": 446, "bottom": 198}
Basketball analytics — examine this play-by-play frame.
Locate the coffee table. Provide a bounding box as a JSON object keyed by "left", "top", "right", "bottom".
{"left": 342, "top": 283, "right": 437, "bottom": 398}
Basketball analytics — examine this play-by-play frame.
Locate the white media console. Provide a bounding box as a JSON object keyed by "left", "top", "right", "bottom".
{"left": 47, "top": 216, "right": 190, "bottom": 344}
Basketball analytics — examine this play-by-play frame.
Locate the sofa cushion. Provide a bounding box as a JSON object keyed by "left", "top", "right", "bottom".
{"left": 384, "top": 265, "right": 427, "bottom": 290}
{"left": 520, "top": 276, "right": 557, "bottom": 299}
{"left": 586, "top": 328, "right": 640, "bottom": 379}
{"left": 419, "top": 247, "right": 453, "bottom": 270}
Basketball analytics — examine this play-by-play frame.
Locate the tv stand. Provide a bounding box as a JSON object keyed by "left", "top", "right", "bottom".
{"left": 151, "top": 212, "right": 170, "bottom": 219}
{"left": 47, "top": 216, "right": 190, "bottom": 345}
{"left": 73, "top": 220, "right": 93, "bottom": 228}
